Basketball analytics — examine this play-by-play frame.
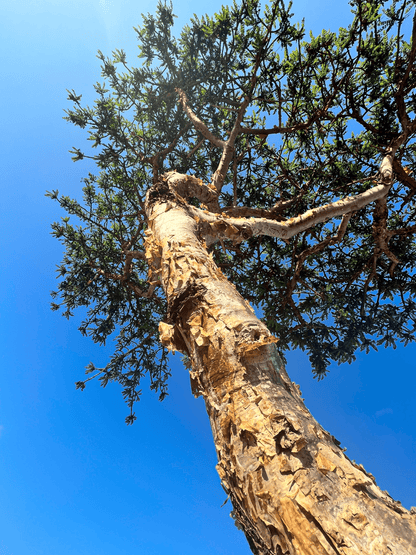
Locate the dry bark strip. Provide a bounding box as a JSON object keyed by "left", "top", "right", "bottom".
{"left": 144, "top": 174, "right": 416, "bottom": 555}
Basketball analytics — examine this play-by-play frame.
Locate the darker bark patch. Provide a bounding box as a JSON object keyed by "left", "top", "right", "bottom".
{"left": 272, "top": 417, "right": 306, "bottom": 456}
{"left": 261, "top": 466, "right": 269, "bottom": 481}
{"left": 166, "top": 280, "right": 207, "bottom": 324}
{"left": 295, "top": 501, "right": 344, "bottom": 554}
{"left": 146, "top": 178, "right": 176, "bottom": 207}
{"left": 292, "top": 448, "right": 313, "bottom": 469}
{"left": 268, "top": 525, "right": 291, "bottom": 555}
{"left": 230, "top": 494, "right": 281, "bottom": 555}
{"left": 352, "top": 483, "right": 368, "bottom": 493}
{"left": 383, "top": 497, "right": 408, "bottom": 516}
{"left": 241, "top": 429, "right": 258, "bottom": 450}
{"left": 226, "top": 473, "right": 284, "bottom": 555}
{"left": 274, "top": 430, "right": 286, "bottom": 455}
{"left": 275, "top": 514, "right": 294, "bottom": 554}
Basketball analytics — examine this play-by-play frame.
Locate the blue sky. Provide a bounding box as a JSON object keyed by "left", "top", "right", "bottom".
{"left": 1, "top": 1, "right": 415, "bottom": 554}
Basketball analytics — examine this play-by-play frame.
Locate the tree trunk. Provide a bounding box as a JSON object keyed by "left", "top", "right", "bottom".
{"left": 145, "top": 176, "right": 416, "bottom": 555}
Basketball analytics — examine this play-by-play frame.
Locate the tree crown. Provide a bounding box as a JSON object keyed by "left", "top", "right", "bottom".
{"left": 49, "top": 0, "right": 416, "bottom": 422}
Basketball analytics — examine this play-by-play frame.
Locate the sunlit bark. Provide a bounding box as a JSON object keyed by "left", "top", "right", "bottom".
{"left": 145, "top": 174, "right": 416, "bottom": 555}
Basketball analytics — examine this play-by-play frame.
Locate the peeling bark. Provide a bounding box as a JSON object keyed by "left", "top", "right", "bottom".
{"left": 182, "top": 181, "right": 390, "bottom": 243}
{"left": 145, "top": 175, "right": 416, "bottom": 555}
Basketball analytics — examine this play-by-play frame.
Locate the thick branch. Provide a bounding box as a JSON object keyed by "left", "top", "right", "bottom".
{"left": 211, "top": 96, "right": 250, "bottom": 192}
{"left": 170, "top": 135, "right": 401, "bottom": 246}
{"left": 379, "top": 128, "right": 416, "bottom": 183}
{"left": 220, "top": 205, "right": 287, "bottom": 220}
{"left": 175, "top": 87, "right": 246, "bottom": 193}
{"left": 175, "top": 88, "right": 226, "bottom": 149}
{"left": 165, "top": 171, "right": 219, "bottom": 207}
{"left": 188, "top": 181, "right": 390, "bottom": 242}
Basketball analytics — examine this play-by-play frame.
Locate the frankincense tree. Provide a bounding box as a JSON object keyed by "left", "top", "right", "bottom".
{"left": 49, "top": 0, "right": 416, "bottom": 552}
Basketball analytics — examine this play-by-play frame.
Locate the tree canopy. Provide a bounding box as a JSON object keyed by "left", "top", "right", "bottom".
{"left": 49, "top": 0, "right": 416, "bottom": 423}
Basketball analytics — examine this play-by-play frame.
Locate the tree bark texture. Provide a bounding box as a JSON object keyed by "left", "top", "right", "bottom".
{"left": 145, "top": 175, "right": 416, "bottom": 555}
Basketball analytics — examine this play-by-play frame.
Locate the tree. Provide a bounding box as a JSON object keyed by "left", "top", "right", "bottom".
{"left": 49, "top": 0, "right": 416, "bottom": 552}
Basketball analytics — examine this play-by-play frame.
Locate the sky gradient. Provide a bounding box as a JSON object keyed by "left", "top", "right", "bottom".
{"left": 1, "top": 1, "right": 415, "bottom": 554}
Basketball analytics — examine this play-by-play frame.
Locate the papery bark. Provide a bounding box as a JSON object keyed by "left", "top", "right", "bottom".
{"left": 145, "top": 175, "right": 416, "bottom": 555}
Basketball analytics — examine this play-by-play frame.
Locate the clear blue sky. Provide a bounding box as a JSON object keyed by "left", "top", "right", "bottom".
{"left": 1, "top": 1, "right": 415, "bottom": 554}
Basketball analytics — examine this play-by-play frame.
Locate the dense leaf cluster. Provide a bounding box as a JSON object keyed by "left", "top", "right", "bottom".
{"left": 51, "top": 0, "right": 416, "bottom": 418}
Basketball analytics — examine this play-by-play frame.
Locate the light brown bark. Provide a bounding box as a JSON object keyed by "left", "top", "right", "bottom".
{"left": 145, "top": 175, "right": 416, "bottom": 555}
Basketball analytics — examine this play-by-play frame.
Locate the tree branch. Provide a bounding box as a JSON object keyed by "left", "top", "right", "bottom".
{"left": 285, "top": 212, "right": 353, "bottom": 307}
{"left": 240, "top": 116, "right": 325, "bottom": 136}
{"left": 379, "top": 127, "right": 416, "bottom": 183}
{"left": 240, "top": 73, "right": 350, "bottom": 137}
{"left": 393, "top": 158, "right": 416, "bottom": 191}
{"left": 187, "top": 180, "right": 390, "bottom": 243}
{"left": 165, "top": 132, "right": 408, "bottom": 248}
{"left": 221, "top": 191, "right": 306, "bottom": 219}
{"left": 88, "top": 263, "right": 158, "bottom": 300}
{"left": 211, "top": 96, "right": 251, "bottom": 192}
{"left": 145, "top": 123, "right": 192, "bottom": 183}
{"left": 175, "top": 88, "right": 226, "bottom": 149}
{"left": 186, "top": 137, "right": 205, "bottom": 158}
{"left": 372, "top": 197, "right": 400, "bottom": 277}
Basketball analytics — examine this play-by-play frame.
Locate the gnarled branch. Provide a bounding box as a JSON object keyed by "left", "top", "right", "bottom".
{"left": 187, "top": 180, "right": 390, "bottom": 243}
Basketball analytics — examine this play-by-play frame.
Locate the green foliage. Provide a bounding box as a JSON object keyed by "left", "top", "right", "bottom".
{"left": 51, "top": 0, "right": 416, "bottom": 418}
{"left": 47, "top": 173, "right": 169, "bottom": 423}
